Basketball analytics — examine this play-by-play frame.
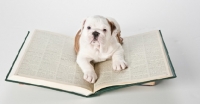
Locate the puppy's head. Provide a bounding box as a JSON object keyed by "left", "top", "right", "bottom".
{"left": 80, "top": 15, "right": 116, "bottom": 45}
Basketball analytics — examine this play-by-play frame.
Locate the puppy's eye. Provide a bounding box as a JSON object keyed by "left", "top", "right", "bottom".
{"left": 87, "top": 26, "right": 91, "bottom": 30}
{"left": 103, "top": 29, "right": 107, "bottom": 32}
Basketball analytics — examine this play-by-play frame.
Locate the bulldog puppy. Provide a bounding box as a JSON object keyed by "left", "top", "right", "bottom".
{"left": 75, "top": 15, "right": 127, "bottom": 83}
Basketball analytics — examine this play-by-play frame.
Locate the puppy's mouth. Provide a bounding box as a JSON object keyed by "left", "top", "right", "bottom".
{"left": 91, "top": 39, "right": 97, "bottom": 43}
{"left": 90, "top": 38, "right": 99, "bottom": 44}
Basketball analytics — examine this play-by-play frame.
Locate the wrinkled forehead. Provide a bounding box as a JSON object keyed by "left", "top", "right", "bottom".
{"left": 85, "top": 17, "right": 109, "bottom": 28}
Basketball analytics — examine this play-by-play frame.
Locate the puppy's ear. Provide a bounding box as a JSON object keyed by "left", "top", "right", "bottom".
{"left": 74, "top": 19, "right": 86, "bottom": 54}
{"left": 74, "top": 29, "right": 81, "bottom": 54}
{"left": 79, "top": 19, "right": 86, "bottom": 35}
{"left": 106, "top": 19, "right": 116, "bottom": 35}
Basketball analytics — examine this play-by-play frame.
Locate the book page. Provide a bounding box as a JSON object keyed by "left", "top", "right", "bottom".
{"left": 13, "top": 30, "right": 93, "bottom": 91}
{"left": 94, "top": 30, "right": 172, "bottom": 91}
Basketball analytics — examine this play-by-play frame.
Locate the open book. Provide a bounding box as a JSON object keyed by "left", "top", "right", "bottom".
{"left": 5, "top": 29, "right": 176, "bottom": 97}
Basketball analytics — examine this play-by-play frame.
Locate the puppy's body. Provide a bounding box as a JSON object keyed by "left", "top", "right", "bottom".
{"left": 75, "top": 15, "right": 127, "bottom": 83}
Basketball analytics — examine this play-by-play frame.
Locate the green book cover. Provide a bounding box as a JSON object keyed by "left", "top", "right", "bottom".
{"left": 5, "top": 30, "right": 176, "bottom": 97}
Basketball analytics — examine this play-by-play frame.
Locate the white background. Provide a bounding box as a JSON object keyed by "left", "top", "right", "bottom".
{"left": 1, "top": 0, "right": 200, "bottom": 104}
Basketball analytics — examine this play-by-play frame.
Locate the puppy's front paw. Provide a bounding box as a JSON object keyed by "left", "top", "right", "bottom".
{"left": 83, "top": 71, "right": 97, "bottom": 83}
{"left": 112, "top": 60, "right": 128, "bottom": 71}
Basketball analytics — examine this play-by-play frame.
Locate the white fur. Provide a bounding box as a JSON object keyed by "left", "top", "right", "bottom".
{"left": 76, "top": 15, "right": 127, "bottom": 83}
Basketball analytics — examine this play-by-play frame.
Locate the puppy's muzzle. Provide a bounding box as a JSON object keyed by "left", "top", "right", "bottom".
{"left": 92, "top": 31, "right": 99, "bottom": 40}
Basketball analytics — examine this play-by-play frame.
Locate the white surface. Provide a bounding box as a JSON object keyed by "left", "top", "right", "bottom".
{"left": 0, "top": 0, "right": 200, "bottom": 104}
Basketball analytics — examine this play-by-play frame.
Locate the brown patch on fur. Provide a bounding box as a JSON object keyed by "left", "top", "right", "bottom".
{"left": 106, "top": 19, "right": 116, "bottom": 34}
{"left": 74, "top": 19, "right": 86, "bottom": 54}
{"left": 81, "top": 20, "right": 86, "bottom": 31}
{"left": 74, "top": 29, "right": 81, "bottom": 54}
{"left": 106, "top": 19, "right": 123, "bottom": 44}
{"left": 116, "top": 31, "right": 123, "bottom": 45}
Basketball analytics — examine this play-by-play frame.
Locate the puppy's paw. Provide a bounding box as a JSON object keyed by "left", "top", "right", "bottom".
{"left": 83, "top": 71, "right": 97, "bottom": 83}
{"left": 112, "top": 60, "right": 128, "bottom": 71}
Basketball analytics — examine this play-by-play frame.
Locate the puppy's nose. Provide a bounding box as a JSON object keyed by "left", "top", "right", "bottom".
{"left": 92, "top": 31, "right": 99, "bottom": 37}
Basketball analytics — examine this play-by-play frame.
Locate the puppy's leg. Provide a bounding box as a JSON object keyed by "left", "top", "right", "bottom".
{"left": 76, "top": 56, "right": 97, "bottom": 83}
{"left": 112, "top": 46, "right": 128, "bottom": 71}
